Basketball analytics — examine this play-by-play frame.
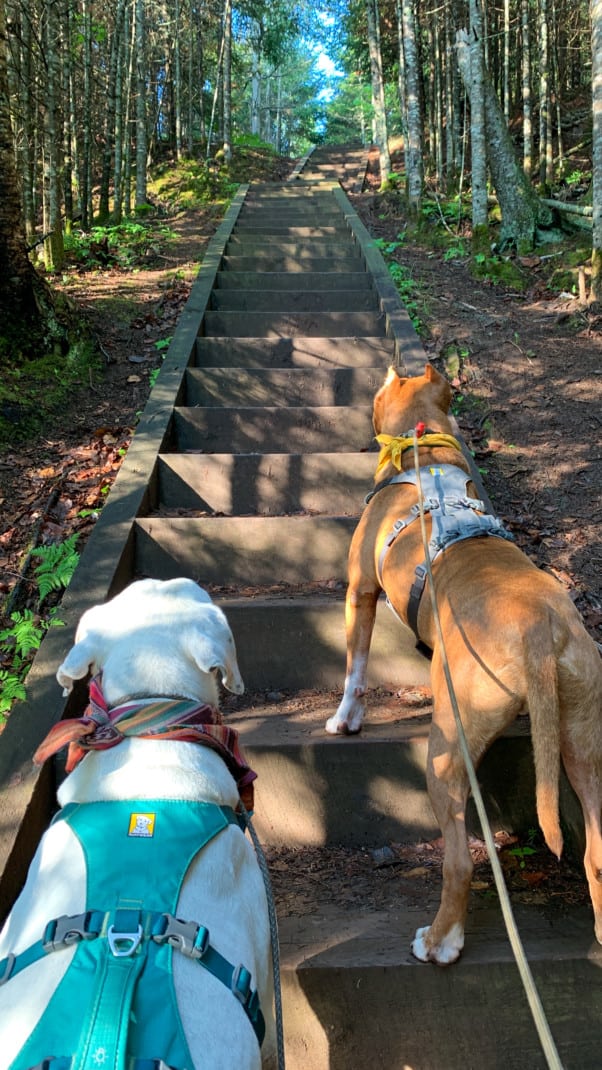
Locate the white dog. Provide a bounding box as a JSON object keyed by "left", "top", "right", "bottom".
{"left": 0, "top": 578, "right": 276, "bottom": 1070}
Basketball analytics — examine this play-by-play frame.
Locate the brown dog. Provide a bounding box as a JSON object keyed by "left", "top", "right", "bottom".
{"left": 326, "top": 363, "right": 602, "bottom": 965}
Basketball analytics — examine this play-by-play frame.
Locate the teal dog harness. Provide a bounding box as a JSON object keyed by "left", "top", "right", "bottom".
{"left": 373, "top": 464, "right": 514, "bottom": 646}
{"left": 1, "top": 798, "right": 265, "bottom": 1070}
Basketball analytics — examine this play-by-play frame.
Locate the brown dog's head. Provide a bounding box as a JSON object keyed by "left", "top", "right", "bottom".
{"left": 373, "top": 364, "right": 453, "bottom": 436}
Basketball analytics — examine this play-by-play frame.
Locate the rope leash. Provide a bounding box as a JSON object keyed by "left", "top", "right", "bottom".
{"left": 239, "top": 802, "right": 286, "bottom": 1070}
{"left": 412, "top": 432, "right": 564, "bottom": 1070}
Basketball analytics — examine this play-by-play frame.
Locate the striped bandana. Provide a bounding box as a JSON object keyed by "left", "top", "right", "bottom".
{"left": 34, "top": 676, "right": 256, "bottom": 809}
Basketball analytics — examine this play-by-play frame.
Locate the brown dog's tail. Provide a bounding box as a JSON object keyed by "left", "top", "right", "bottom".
{"left": 526, "top": 640, "right": 563, "bottom": 859}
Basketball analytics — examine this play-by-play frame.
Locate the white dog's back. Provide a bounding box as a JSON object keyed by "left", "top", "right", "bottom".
{"left": 0, "top": 580, "right": 275, "bottom": 1070}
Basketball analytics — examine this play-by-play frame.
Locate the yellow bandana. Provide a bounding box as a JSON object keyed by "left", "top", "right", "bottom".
{"left": 374, "top": 431, "right": 462, "bottom": 478}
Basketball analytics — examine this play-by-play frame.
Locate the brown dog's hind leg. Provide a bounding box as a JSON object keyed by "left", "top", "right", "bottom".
{"left": 411, "top": 713, "right": 474, "bottom": 965}
{"left": 561, "top": 747, "right": 602, "bottom": 943}
{"left": 326, "top": 585, "right": 379, "bottom": 735}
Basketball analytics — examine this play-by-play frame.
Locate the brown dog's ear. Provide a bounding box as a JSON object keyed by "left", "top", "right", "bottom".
{"left": 424, "top": 363, "right": 453, "bottom": 412}
{"left": 373, "top": 366, "right": 407, "bottom": 433}
{"left": 425, "top": 363, "right": 445, "bottom": 384}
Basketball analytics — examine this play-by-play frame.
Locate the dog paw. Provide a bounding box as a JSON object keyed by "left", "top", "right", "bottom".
{"left": 325, "top": 715, "right": 351, "bottom": 735}
{"left": 411, "top": 924, "right": 464, "bottom": 966}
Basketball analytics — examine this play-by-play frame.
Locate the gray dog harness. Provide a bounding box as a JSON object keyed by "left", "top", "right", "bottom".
{"left": 373, "top": 464, "right": 514, "bottom": 645}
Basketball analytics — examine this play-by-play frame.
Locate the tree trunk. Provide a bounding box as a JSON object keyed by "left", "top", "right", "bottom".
{"left": 135, "top": 0, "right": 148, "bottom": 208}
{"left": 539, "top": 0, "right": 553, "bottom": 188}
{"left": 222, "top": 0, "right": 232, "bottom": 162}
{"left": 522, "top": 0, "right": 533, "bottom": 176}
{"left": 80, "top": 0, "right": 93, "bottom": 229}
{"left": 42, "top": 0, "right": 64, "bottom": 272}
{"left": 174, "top": 0, "right": 182, "bottom": 159}
{"left": 465, "top": 2, "right": 489, "bottom": 250}
{"left": 19, "top": 5, "right": 36, "bottom": 244}
{"left": 591, "top": 0, "right": 602, "bottom": 299}
{"left": 365, "top": 0, "right": 391, "bottom": 188}
{"left": 401, "top": 0, "right": 422, "bottom": 214}
{"left": 98, "top": 0, "right": 126, "bottom": 222}
{"left": 0, "top": 0, "right": 68, "bottom": 360}
{"left": 457, "top": 26, "right": 551, "bottom": 251}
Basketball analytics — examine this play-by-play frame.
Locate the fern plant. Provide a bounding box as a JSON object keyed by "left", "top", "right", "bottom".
{"left": 30, "top": 534, "right": 80, "bottom": 604}
{"left": 0, "top": 609, "right": 64, "bottom": 719}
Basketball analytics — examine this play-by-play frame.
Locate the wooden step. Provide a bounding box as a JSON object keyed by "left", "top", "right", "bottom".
{"left": 171, "top": 405, "right": 374, "bottom": 451}
{"left": 202, "top": 311, "right": 384, "bottom": 337}
{"left": 183, "top": 367, "right": 384, "bottom": 407}
{"left": 194, "top": 336, "right": 395, "bottom": 368}
{"left": 155, "top": 451, "right": 376, "bottom": 514}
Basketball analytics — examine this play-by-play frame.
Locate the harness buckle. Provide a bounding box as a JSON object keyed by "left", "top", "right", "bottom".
{"left": 0, "top": 952, "right": 15, "bottom": 986}
{"left": 152, "top": 913, "right": 209, "bottom": 960}
{"left": 43, "top": 912, "right": 101, "bottom": 953}
{"left": 231, "top": 963, "right": 253, "bottom": 1007}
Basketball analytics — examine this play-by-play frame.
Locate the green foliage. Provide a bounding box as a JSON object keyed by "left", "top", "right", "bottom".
{"left": 0, "top": 536, "right": 78, "bottom": 719}
{"left": 389, "top": 263, "right": 424, "bottom": 333}
{"left": 64, "top": 221, "right": 177, "bottom": 271}
{"left": 0, "top": 340, "right": 101, "bottom": 448}
{"left": 471, "top": 252, "right": 527, "bottom": 290}
{"left": 149, "top": 159, "right": 238, "bottom": 209}
{"left": 374, "top": 233, "right": 425, "bottom": 333}
{"left": 30, "top": 535, "right": 80, "bottom": 604}
{"left": 0, "top": 609, "right": 65, "bottom": 719}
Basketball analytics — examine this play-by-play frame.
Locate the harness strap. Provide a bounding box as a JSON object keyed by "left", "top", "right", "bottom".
{"left": 2, "top": 904, "right": 265, "bottom": 1050}
{"left": 28, "top": 1059, "right": 178, "bottom": 1070}
{"left": 373, "top": 465, "right": 514, "bottom": 648}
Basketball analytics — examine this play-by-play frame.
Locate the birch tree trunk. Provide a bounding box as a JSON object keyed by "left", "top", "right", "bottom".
{"left": 365, "top": 0, "right": 391, "bottom": 187}
{"left": 61, "top": 5, "right": 74, "bottom": 233}
{"left": 135, "top": 0, "right": 148, "bottom": 208}
{"left": 42, "top": 0, "right": 64, "bottom": 272}
{"left": 19, "top": 4, "right": 36, "bottom": 243}
{"left": 503, "top": 0, "right": 510, "bottom": 120}
{"left": 522, "top": 0, "right": 533, "bottom": 176}
{"left": 80, "top": 0, "right": 93, "bottom": 229}
{"left": 457, "top": 26, "right": 552, "bottom": 251}
{"left": 251, "top": 46, "right": 261, "bottom": 135}
{"left": 402, "top": 0, "right": 423, "bottom": 215}
{"left": 222, "top": 0, "right": 232, "bottom": 162}
{"left": 174, "top": 0, "right": 182, "bottom": 159}
{"left": 591, "top": 0, "right": 602, "bottom": 299}
{"left": 538, "top": 0, "right": 553, "bottom": 188}
{"left": 98, "top": 0, "right": 126, "bottom": 222}
{"left": 465, "top": 1, "right": 489, "bottom": 253}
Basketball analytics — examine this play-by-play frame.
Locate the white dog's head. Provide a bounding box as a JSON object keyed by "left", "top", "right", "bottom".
{"left": 57, "top": 577, "right": 244, "bottom": 707}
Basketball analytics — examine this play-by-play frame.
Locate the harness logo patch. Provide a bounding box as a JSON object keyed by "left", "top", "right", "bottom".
{"left": 128, "top": 812, "right": 156, "bottom": 837}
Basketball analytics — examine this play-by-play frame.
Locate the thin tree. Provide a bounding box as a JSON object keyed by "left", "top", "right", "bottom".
{"left": 135, "top": 0, "right": 148, "bottom": 208}
{"left": 222, "top": 0, "right": 232, "bottom": 163}
{"left": 465, "top": 0, "right": 489, "bottom": 254}
{"left": 401, "top": 0, "right": 423, "bottom": 215}
{"left": 0, "top": 0, "right": 70, "bottom": 359}
{"left": 365, "top": 0, "right": 391, "bottom": 186}
{"left": 522, "top": 0, "right": 533, "bottom": 176}
{"left": 591, "top": 0, "right": 602, "bottom": 299}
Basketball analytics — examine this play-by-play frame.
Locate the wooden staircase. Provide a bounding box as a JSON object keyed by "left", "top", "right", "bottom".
{"left": 0, "top": 144, "right": 599, "bottom": 1069}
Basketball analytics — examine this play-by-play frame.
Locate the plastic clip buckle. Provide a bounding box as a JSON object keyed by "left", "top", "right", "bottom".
{"left": 43, "top": 912, "right": 99, "bottom": 953}
{"left": 231, "top": 963, "right": 252, "bottom": 1007}
{"left": 153, "top": 914, "right": 209, "bottom": 960}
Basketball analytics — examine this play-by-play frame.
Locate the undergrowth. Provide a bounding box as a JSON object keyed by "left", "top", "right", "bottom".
{"left": 0, "top": 536, "right": 80, "bottom": 721}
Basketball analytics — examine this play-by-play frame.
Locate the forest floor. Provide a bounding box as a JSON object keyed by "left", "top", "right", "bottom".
{"left": 0, "top": 146, "right": 600, "bottom": 915}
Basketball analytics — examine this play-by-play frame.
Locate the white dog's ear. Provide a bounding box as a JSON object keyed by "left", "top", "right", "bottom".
{"left": 56, "top": 638, "right": 98, "bottom": 696}
{"left": 191, "top": 630, "right": 244, "bottom": 695}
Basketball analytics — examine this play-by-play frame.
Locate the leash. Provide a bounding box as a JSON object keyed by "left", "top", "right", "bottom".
{"left": 411, "top": 431, "right": 565, "bottom": 1070}
{"left": 239, "top": 801, "right": 286, "bottom": 1070}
